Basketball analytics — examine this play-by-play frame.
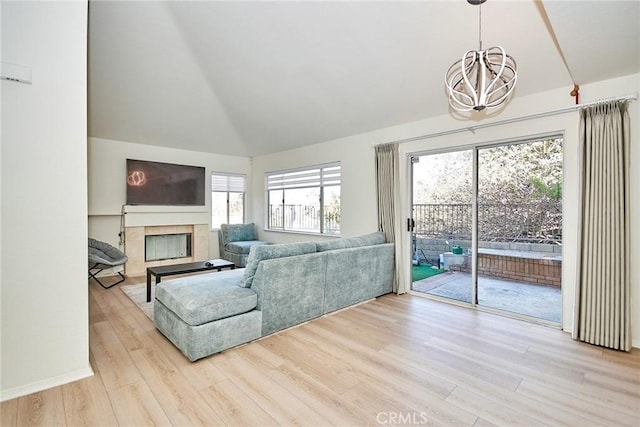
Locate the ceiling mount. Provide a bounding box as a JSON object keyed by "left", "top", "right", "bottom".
{"left": 444, "top": 0, "right": 518, "bottom": 112}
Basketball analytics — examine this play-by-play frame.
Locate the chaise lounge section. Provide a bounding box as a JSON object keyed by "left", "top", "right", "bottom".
{"left": 154, "top": 232, "right": 395, "bottom": 361}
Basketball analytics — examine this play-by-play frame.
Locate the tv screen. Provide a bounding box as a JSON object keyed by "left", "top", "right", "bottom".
{"left": 126, "top": 159, "right": 205, "bottom": 206}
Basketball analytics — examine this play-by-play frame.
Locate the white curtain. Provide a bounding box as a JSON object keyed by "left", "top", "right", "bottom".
{"left": 573, "top": 101, "right": 631, "bottom": 351}
{"left": 375, "top": 143, "right": 408, "bottom": 294}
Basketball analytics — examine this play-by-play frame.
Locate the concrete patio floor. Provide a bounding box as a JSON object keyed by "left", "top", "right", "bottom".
{"left": 412, "top": 271, "right": 562, "bottom": 323}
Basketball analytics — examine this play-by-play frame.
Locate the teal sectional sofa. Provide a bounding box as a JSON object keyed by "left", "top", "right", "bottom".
{"left": 154, "top": 232, "right": 395, "bottom": 361}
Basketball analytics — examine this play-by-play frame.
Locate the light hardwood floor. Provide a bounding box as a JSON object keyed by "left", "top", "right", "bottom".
{"left": 2, "top": 275, "right": 639, "bottom": 426}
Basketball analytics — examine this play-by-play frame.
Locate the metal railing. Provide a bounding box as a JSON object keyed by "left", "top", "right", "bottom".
{"left": 269, "top": 204, "right": 340, "bottom": 234}
{"left": 413, "top": 202, "right": 562, "bottom": 244}
{"left": 267, "top": 202, "right": 560, "bottom": 243}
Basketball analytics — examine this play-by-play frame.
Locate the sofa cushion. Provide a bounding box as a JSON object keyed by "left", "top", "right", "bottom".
{"left": 155, "top": 269, "right": 257, "bottom": 326}
{"left": 222, "top": 223, "right": 258, "bottom": 243}
{"left": 239, "top": 241, "right": 317, "bottom": 288}
{"left": 226, "top": 240, "right": 269, "bottom": 255}
{"left": 315, "top": 231, "right": 387, "bottom": 252}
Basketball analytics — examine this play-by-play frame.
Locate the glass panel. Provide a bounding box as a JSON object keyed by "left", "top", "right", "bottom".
{"left": 411, "top": 151, "right": 473, "bottom": 303}
{"left": 283, "top": 187, "right": 320, "bottom": 233}
{"left": 268, "top": 189, "right": 284, "bottom": 230}
{"left": 477, "top": 138, "right": 563, "bottom": 323}
{"left": 323, "top": 185, "right": 340, "bottom": 234}
{"left": 145, "top": 233, "right": 191, "bottom": 261}
{"left": 228, "top": 192, "right": 244, "bottom": 224}
{"left": 211, "top": 192, "right": 228, "bottom": 229}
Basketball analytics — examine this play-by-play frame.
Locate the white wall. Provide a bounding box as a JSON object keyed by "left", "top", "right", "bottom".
{"left": 1, "top": 1, "right": 92, "bottom": 400}
{"left": 252, "top": 74, "right": 640, "bottom": 347}
{"left": 88, "top": 137, "right": 251, "bottom": 265}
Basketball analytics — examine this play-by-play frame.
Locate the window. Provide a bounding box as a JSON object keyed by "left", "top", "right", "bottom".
{"left": 211, "top": 173, "right": 245, "bottom": 229}
{"left": 267, "top": 163, "right": 340, "bottom": 235}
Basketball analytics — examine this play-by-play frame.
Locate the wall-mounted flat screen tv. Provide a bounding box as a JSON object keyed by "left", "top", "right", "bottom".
{"left": 126, "top": 159, "right": 205, "bottom": 206}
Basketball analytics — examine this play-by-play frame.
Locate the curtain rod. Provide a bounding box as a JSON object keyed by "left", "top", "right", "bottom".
{"left": 383, "top": 92, "right": 638, "bottom": 146}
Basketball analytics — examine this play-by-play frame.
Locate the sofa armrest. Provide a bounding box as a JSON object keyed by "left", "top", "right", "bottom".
{"left": 218, "top": 229, "right": 226, "bottom": 259}
{"left": 251, "top": 251, "right": 327, "bottom": 335}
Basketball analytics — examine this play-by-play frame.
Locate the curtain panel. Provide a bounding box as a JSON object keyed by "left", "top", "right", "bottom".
{"left": 574, "top": 101, "right": 631, "bottom": 351}
{"left": 375, "top": 143, "right": 408, "bottom": 294}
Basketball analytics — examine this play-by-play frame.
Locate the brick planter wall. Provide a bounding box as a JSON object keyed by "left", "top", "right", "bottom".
{"left": 449, "top": 253, "right": 561, "bottom": 287}
{"left": 414, "top": 237, "right": 562, "bottom": 266}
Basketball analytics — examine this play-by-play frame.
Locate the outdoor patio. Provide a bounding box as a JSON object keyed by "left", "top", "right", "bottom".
{"left": 412, "top": 271, "right": 562, "bottom": 323}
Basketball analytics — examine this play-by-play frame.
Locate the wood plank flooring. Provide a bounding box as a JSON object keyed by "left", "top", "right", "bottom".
{"left": 2, "top": 275, "right": 639, "bottom": 426}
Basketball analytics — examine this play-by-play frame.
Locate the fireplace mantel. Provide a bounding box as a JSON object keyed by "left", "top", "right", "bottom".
{"left": 122, "top": 205, "right": 209, "bottom": 228}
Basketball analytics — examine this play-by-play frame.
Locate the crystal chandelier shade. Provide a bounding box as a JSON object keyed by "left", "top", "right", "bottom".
{"left": 445, "top": 1, "right": 518, "bottom": 112}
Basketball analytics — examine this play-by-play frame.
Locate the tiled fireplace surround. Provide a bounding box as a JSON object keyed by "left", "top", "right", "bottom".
{"left": 124, "top": 224, "right": 209, "bottom": 277}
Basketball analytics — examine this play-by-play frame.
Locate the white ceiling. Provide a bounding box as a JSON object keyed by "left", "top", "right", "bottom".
{"left": 88, "top": 1, "right": 640, "bottom": 157}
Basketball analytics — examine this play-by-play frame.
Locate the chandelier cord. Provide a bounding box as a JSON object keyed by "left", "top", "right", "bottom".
{"left": 478, "top": 3, "right": 483, "bottom": 51}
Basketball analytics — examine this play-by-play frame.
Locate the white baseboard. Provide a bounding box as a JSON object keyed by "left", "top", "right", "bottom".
{"left": 0, "top": 366, "right": 94, "bottom": 402}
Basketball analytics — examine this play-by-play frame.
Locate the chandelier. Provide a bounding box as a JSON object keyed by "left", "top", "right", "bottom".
{"left": 445, "top": 0, "right": 517, "bottom": 112}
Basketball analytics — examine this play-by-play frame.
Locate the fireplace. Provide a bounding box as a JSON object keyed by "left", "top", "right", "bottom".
{"left": 123, "top": 224, "right": 209, "bottom": 276}
{"left": 145, "top": 233, "right": 192, "bottom": 262}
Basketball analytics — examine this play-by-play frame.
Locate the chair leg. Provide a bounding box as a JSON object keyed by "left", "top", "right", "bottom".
{"left": 89, "top": 266, "right": 126, "bottom": 289}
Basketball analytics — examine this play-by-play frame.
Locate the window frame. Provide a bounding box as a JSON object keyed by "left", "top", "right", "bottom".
{"left": 266, "top": 162, "right": 341, "bottom": 235}
{"left": 211, "top": 172, "right": 246, "bottom": 230}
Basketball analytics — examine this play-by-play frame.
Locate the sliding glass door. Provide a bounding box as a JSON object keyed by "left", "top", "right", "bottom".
{"left": 410, "top": 137, "right": 563, "bottom": 323}
{"left": 411, "top": 150, "right": 473, "bottom": 304}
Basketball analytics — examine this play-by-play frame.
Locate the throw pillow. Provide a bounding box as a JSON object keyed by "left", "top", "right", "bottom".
{"left": 239, "top": 241, "right": 317, "bottom": 288}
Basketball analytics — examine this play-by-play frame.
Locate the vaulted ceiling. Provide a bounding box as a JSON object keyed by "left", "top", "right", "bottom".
{"left": 88, "top": 1, "right": 639, "bottom": 157}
